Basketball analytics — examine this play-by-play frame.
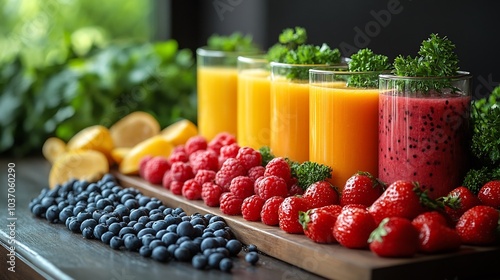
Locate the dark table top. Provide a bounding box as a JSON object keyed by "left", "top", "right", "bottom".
{"left": 0, "top": 157, "right": 325, "bottom": 280}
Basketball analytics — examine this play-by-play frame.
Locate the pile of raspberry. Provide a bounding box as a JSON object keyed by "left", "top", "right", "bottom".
{"left": 139, "top": 132, "right": 309, "bottom": 226}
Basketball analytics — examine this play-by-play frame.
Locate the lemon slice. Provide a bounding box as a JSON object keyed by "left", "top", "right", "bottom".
{"left": 49, "top": 150, "right": 109, "bottom": 188}
{"left": 42, "top": 137, "right": 67, "bottom": 164}
{"left": 161, "top": 119, "right": 198, "bottom": 146}
{"left": 67, "top": 125, "right": 114, "bottom": 162}
{"left": 119, "top": 135, "right": 174, "bottom": 175}
{"left": 110, "top": 111, "right": 160, "bottom": 148}
{"left": 111, "top": 147, "right": 131, "bottom": 165}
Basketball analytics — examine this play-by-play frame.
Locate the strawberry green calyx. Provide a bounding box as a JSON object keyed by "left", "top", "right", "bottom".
{"left": 298, "top": 210, "right": 311, "bottom": 230}
{"left": 357, "top": 171, "right": 387, "bottom": 192}
{"left": 412, "top": 184, "right": 447, "bottom": 210}
{"left": 368, "top": 217, "right": 389, "bottom": 243}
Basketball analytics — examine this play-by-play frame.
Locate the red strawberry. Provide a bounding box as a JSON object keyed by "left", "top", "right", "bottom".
{"left": 170, "top": 161, "right": 194, "bottom": 183}
{"left": 261, "top": 196, "right": 285, "bottom": 226}
{"left": 341, "top": 171, "right": 385, "bottom": 207}
{"left": 215, "top": 158, "right": 246, "bottom": 191}
{"left": 368, "top": 217, "right": 419, "bottom": 258}
{"left": 182, "top": 179, "right": 202, "bottom": 200}
{"left": 247, "top": 165, "right": 265, "bottom": 182}
{"left": 143, "top": 156, "right": 170, "bottom": 185}
{"left": 229, "top": 176, "right": 255, "bottom": 199}
{"left": 257, "top": 175, "right": 288, "bottom": 200}
{"left": 139, "top": 155, "right": 153, "bottom": 178}
{"left": 368, "top": 180, "right": 429, "bottom": 224}
{"left": 455, "top": 205, "right": 500, "bottom": 245}
{"left": 185, "top": 135, "right": 207, "bottom": 156}
{"left": 278, "top": 196, "right": 309, "bottom": 234}
{"left": 236, "top": 147, "right": 262, "bottom": 171}
{"left": 303, "top": 181, "right": 339, "bottom": 209}
{"left": 264, "top": 157, "right": 292, "bottom": 185}
{"left": 299, "top": 205, "right": 342, "bottom": 243}
{"left": 193, "top": 169, "right": 216, "bottom": 186}
{"left": 442, "top": 186, "right": 481, "bottom": 223}
{"left": 241, "top": 195, "right": 265, "bottom": 221}
{"left": 333, "top": 205, "right": 376, "bottom": 249}
{"left": 219, "top": 192, "right": 243, "bottom": 216}
{"left": 208, "top": 132, "right": 236, "bottom": 155}
{"left": 201, "top": 182, "right": 223, "bottom": 207}
{"left": 478, "top": 181, "right": 500, "bottom": 209}
{"left": 189, "top": 150, "right": 218, "bottom": 173}
{"left": 411, "top": 212, "right": 461, "bottom": 254}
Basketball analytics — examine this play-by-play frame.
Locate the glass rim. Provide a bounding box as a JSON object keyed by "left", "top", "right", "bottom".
{"left": 270, "top": 61, "right": 348, "bottom": 68}
{"left": 237, "top": 55, "right": 269, "bottom": 64}
{"left": 309, "top": 69, "right": 392, "bottom": 75}
{"left": 196, "top": 46, "right": 262, "bottom": 57}
{"left": 379, "top": 71, "right": 472, "bottom": 81}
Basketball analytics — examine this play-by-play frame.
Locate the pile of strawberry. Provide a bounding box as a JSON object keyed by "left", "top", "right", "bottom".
{"left": 138, "top": 133, "right": 500, "bottom": 258}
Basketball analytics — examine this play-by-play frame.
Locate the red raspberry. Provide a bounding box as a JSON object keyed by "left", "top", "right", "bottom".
{"left": 170, "top": 181, "right": 183, "bottom": 195}
{"left": 185, "top": 135, "right": 208, "bottom": 156}
{"left": 264, "top": 157, "right": 292, "bottom": 185}
{"left": 201, "top": 182, "right": 224, "bottom": 207}
{"left": 168, "top": 151, "right": 188, "bottom": 164}
{"left": 253, "top": 176, "right": 264, "bottom": 196}
{"left": 182, "top": 179, "right": 202, "bottom": 200}
{"left": 162, "top": 170, "right": 173, "bottom": 189}
{"left": 218, "top": 143, "right": 240, "bottom": 168}
{"left": 194, "top": 169, "right": 216, "bottom": 186}
{"left": 257, "top": 175, "right": 288, "bottom": 200}
{"left": 261, "top": 196, "right": 285, "bottom": 226}
{"left": 248, "top": 166, "right": 265, "bottom": 182}
{"left": 208, "top": 132, "right": 237, "bottom": 154}
{"left": 219, "top": 192, "right": 243, "bottom": 215}
{"left": 190, "top": 150, "right": 219, "bottom": 173}
{"left": 229, "top": 176, "right": 255, "bottom": 199}
{"left": 288, "top": 184, "right": 304, "bottom": 196}
{"left": 170, "top": 161, "right": 194, "bottom": 183}
{"left": 139, "top": 155, "right": 153, "bottom": 178}
{"left": 173, "top": 145, "right": 186, "bottom": 154}
{"left": 143, "top": 156, "right": 170, "bottom": 185}
{"left": 236, "top": 147, "right": 262, "bottom": 171}
{"left": 215, "top": 158, "right": 246, "bottom": 191}
{"left": 278, "top": 196, "right": 310, "bottom": 234}
{"left": 303, "top": 181, "right": 339, "bottom": 209}
{"left": 241, "top": 195, "right": 265, "bottom": 221}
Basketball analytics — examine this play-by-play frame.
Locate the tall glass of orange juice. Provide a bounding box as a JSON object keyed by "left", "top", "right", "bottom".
{"left": 309, "top": 69, "right": 384, "bottom": 190}
{"left": 237, "top": 55, "right": 270, "bottom": 150}
{"left": 196, "top": 47, "right": 259, "bottom": 141}
{"left": 270, "top": 63, "right": 336, "bottom": 163}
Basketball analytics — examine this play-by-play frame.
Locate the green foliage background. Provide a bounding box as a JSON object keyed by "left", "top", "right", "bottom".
{"left": 0, "top": 0, "right": 198, "bottom": 157}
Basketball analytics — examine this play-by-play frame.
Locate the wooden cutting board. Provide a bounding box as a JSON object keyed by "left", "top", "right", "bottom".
{"left": 114, "top": 173, "right": 500, "bottom": 280}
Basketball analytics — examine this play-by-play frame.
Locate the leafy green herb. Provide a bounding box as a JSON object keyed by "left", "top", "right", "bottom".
{"left": 347, "top": 48, "right": 391, "bottom": 88}
{"left": 289, "top": 161, "right": 333, "bottom": 190}
{"left": 207, "top": 32, "right": 259, "bottom": 52}
{"left": 267, "top": 27, "right": 341, "bottom": 80}
{"left": 259, "top": 146, "right": 275, "bottom": 167}
{"left": 393, "top": 33, "right": 460, "bottom": 93}
{"left": 463, "top": 167, "right": 500, "bottom": 194}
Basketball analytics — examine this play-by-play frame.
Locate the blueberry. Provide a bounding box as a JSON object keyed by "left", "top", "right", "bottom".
{"left": 161, "top": 232, "right": 178, "bottom": 246}
{"left": 76, "top": 212, "right": 92, "bottom": 223}
{"left": 100, "top": 173, "right": 117, "bottom": 184}
{"left": 80, "top": 219, "right": 98, "bottom": 232}
{"left": 164, "top": 215, "right": 181, "bottom": 226}
{"left": 181, "top": 216, "right": 191, "bottom": 222}
{"left": 124, "top": 235, "right": 141, "bottom": 251}
{"left": 204, "top": 213, "right": 215, "bottom": 221}
{"left": 247, "top": 244, "right": 258, "bottom": 252}
{"left": 202, "top": 232, "right": 215, "bottom": 239}
{"left": 163, "top": 208, "right": 173, "bottom": 216}
{"left": 108, "top": 222, "right": 123, "bottom": 235}
{"left": 110, "top": 236, "right": 123, "bottom": 250}
{"left": 216, "top": 247, "right": 229, "bottom": 257}
{"left": 200, "top": 237, "right": 218, "bottom": 251}
{"left": 152, "top": 220, "right": 168, "bottom": 232}
{"left": 145, "top": 200, "right": 161, "bottom": 210}
{"left": 219, "top": 258, "right": 233, "bottom": 272}
{"left": 190, "top": 217, "right": 207, "bottom": 227}
{"left": 86, "top": 183, "right": 100, "bottom": 193}
{"left": 174, "top": 247, "right": 191, "bottom": 262}
{"left": 118, "top": 227, "right": 136, "bottom": 238}
{"left": 133, "top": 222, "right": 145, "bottom": 233}
{"left": 226, "top": 239, "right": 242, "bottom": 256}
{"left": 120, "top": 194, "right": 135, "bottom": 204}
{"left": 149, "top": 240, "right": 165, "bottom": 249}
{"left": 140, "top": 234, "right": 156, "bottom": 247}
{"left": 155, "top": 229, "right": 167, "bottom": 240}
{"left": 105, "top": 217, "right": 120, "bottom": 226}
{"left": 130, "top": 209, "right": 147, "bottom": 221}
{"left": 68, "top": 220, "right": 81, "bottom": 233}
{"left": 215, "top": 236, "right": 227, "bottom": 247}
{"left": 57, "top": 201, "right": 69, "bottom": 210}
{"left": 139, "top": 246, "right": 152, "bottom": 257}
{"left": 245, "top": 251, "right": 259, "bottom": 265}
{"left": 172, "top": 207, "right": 184, "bottom": 216}
{"left": 192, "top": 254, "right": 208, "bottom": 270}
{"left": 145, "top": 221, "right": 154, "bottom": 228}
{"left": 208, "top": 221, "right": 226, "bottom": 231}
{"left": 176, "top": 236, "right": 191, "bottom": 245}
{"left": 149, "top": 213, "right": 164, "bottom": 221}
{"left": 149, "top": 209, "right": 163, "bottom": 216}
{"left": 208, "top": 252, "right": 225, "bottom": 269}
{"left": 124, "top": 198, "right": 139, "bottom": 209}
{"left": 103, "top": 205, "right": 114, "bottom": 213}
{"left": 137, "top": 228, "right": 156, "bottom": 239}
{"left": 138, "top": 196, "right": 151, "bottom": 207}
{"left": 209, "top": 215, "right": 225, "bottom": 224}
{"left": 166, "top": 224, "right": 177, "bottom": 233}
{"left": 122, "top": 216, "right": 130, "bottom": 223}
{"left": 41, "top": 197, "right": 56, "bottom": 208}
{"left": 98, "top": 213, "right": 111, "bottom": 224}
{"left": 92, "top": 210, "right": 106, "bottom": 221}
{"left": 151, "top": 246, "right": 170, "bottom": 262}
{"left": 93, "top": 224, "right": 108, "bottom": 240}
{"left": 176, "top": 221, "right": 194, "bottom": 238}
{"left": 115, "top": 205, "right": 130, "bottom": 217}
{"left": 101, "top": 189, "right": 112, "bottom": 198}
{"left": 138, "top": 215, "right": 150, "bottom": 225}
{"left": 180, "top": 240, "right": 199, "bottom": 256}
{"left": 82, "top": 227, "right": 94, "bottom": 239}
{"left": 213, "top": 229, "right": 230, "bottom": 239}
{"left": 167, "top": 244, "right": 179, "bottom": 255}
{"left": 45, "top": 205, "right": 60, "bottom": 223}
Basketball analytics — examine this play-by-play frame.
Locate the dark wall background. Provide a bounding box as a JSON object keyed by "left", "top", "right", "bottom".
{"left": 168, "top": 0, "right": 500, "bottom": 99}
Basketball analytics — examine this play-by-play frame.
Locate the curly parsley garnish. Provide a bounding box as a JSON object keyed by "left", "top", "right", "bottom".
{"left": 347, "top": 48, "right": 391, "bottom": 88}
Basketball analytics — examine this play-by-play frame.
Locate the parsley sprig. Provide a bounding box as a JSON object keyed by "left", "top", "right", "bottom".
{"left": 393, "top": 33, "right": 460, "bottom": 93}
{"left": 207, "top": 32, "right": 259, "bottom": 52}
{"left": 347, "top": 48, "right": 391, "bottom": 88}
{"left": 267, "top": 27, "right": 341, "bottom": 80}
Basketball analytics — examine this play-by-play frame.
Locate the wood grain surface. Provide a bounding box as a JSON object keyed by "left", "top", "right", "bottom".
{"left": 115, "top": 172, "right": 500, "bottom": 280}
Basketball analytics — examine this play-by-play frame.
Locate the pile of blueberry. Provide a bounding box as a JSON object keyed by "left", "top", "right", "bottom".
{"left": 29, "top": 173, "right": 259, "bottom": 272}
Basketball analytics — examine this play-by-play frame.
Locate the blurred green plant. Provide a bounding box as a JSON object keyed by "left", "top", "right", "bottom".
{"left": 0, "top": 0, "right": 198, "bottom": 156}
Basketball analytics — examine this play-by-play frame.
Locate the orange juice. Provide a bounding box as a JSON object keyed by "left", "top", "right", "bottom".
{"left": 309, "top": 82, "right": 379, "bottom": 190}
{"left": 197, "top": 67, "right": 238, "bottom": 140}
{"left": 270, "top": 78, "right": 310, "bottom": 162}
{"left": 237, "top": 68, "right": 271, "bottom": 149}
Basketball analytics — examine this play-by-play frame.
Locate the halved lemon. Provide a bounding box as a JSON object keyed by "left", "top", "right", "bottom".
{"left": 66, "top": 125, "right": 114, "bottom": 164}
{"left": 111, "top": 147, "right": 131, "bottom": 165}
{"left": 119, "top": 135, "right": 174, "bottom": 175}
{"left": 161, "top": 119, "right": 198, "bottom": 146}
{"left": 110, "top": 111, "right": 160, "bottom": 148}
{"left": 42, "top": 137, "right": 67, "bottom": 164}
